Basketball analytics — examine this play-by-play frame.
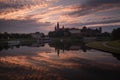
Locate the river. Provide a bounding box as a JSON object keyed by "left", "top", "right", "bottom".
{"left": 0, "top": 42, "right": 120, "bottom": 80}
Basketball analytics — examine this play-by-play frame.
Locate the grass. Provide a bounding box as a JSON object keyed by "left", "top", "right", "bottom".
{"left": 0, "top": 39, "right": 8, "bottom": 44}
{"left": 107, "top": 40, "right": 120, "bottom": 49}
{"left": 86, "top": 41, "right": 120, "bottom": 54}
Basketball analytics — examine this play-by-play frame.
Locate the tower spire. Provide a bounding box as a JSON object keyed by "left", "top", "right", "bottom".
{"left": 57, "top": 22, "right": 59, "bottom": 30}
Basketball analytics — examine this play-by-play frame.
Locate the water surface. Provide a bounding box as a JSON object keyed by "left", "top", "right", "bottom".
{"left": 0, "top": 42, "right": 120, "bottom": 80}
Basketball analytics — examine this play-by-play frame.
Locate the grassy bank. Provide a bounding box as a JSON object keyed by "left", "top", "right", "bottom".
{"left": 107, "top": 40, "right": 120, "bottom": 49}
{"left": 86, "top": 41, "right": 120, "bottom": 54}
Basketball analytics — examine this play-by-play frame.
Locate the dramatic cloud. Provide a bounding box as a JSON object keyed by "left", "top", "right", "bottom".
{"left": 0, "top": 0, "right": 48, "bottom": 12}
{"left": 0, "top": 0, "right": 50, "bottom": 20}
{"left": 67, "top": 0, "right": 120, "bottom": 17}
{"left": 0, "top": 0, "right": 120, "bottom": 33}
{"left": 0, "top": 19, "right": 52, "bottom": 33}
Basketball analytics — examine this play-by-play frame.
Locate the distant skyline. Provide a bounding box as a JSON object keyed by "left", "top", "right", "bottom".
{"left": 0, "top": 0, "right": 120, "bottom": 34}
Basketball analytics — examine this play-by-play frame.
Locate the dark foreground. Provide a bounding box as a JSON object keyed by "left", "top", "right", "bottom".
{"left": 0, "top": 43, "right": 120, "bottom": 80}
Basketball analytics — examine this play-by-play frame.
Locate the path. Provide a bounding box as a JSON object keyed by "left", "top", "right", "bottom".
{"left": 103, "top": 42, "right": 120, "bottom": 50}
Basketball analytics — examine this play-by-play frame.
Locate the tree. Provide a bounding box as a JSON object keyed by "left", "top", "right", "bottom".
{"left": 4, "top": 32, "right": 9, "bottom": 39}
{"left": 102, "top": 32, "right": 110, "bottom": 37}
{"left": 111, "top": 28, "right": 120, "bottom": 40}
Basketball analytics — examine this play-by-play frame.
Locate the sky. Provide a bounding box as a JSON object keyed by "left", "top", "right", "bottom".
{"left": 0, "top": 0, "right": 120, "bottom": 34}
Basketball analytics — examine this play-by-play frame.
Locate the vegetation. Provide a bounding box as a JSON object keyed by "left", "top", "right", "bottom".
{"left": 86, "top": 27, "right": 120, "bottom": 54}
{"left": 86, "top": 41, "right": 120, "bottom": 54}
{"left": 111, "top": 28, "right": 120, "bottom": 40}
{"left": 107, "top": 40, "right": 120, "bottom": 49}
{"left": 0, "top": 32, "right": 32, "bottom": 40}
{"left": 0, "top": 32, "right": 40, "bottom": 44}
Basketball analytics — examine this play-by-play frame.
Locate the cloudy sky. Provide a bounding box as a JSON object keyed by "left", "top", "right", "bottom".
{"left": 0, "top": 0, "right": 120, "bottom": 34}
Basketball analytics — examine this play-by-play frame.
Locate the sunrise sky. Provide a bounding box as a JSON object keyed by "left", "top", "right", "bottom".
{"left": 0, "top": 0, "right": 120, "bottom": 34}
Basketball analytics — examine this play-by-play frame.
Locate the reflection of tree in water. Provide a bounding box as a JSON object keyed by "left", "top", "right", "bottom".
{"left": 49, "top": 42, "right": 120, "bottom": 60}
{"left": 1, "top": 41, "right": 120, "bottom": 61}
{"left": 0, "top": 45, "right": 20, "bottom": 51}
{"left": 15, "top": 45, "right": 20, "bottom": 48}
{"left": 0, "top": 42, "right": 45, "bottom": 51}
{"left": 4, "top": 45, "right": 10, "bottom": 50}
{"left": 112, "top": 54, "right": 120, "bottom": 60}
{"left": 0, "top": 44, "right": 10, "bottom": 51}
{"left": 49, "top": 41, "right": 91, "bottom": 56}
{"left": 81, "top": 45, "right": 87, "bottom": 52}
{"left": 0, "top": 46, "right": 4, "bottom": 51}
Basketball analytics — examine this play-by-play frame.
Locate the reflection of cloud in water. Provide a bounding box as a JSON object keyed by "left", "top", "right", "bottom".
{"left": 29, "top": 53, "right": 80, "bottom": 69}
{"left": 0, "top": 56, "right": 31, "bottom": 66}
{"left": 0, "top": 44, "right": 120, "bottom": 71}
{"left": 0, "top": 44, "right": 54, "bottom": 57}
{"left": 0, "top": 43, "right": 120, "bottom": 80}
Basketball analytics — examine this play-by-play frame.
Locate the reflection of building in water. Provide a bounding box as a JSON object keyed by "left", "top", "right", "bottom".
{"left": 50, "top": 42, "right": 90, "bottom": 56}
{"left": 55, "top": 45, "right": 60, "bottom": 57}
{"left": 69, "top": 46, "right": 81, "bottom": 50}
{"left": 29, "top": 43, "right": 44, "bottom": 47}
{"left": 56, "top": 49, "right": 60, "bottom": 57}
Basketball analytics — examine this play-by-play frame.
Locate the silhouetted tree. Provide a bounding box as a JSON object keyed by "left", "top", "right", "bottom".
{"left": 0, "top": 32, "right": 33, "bottom": 40}
{"left": 102, "top": 32, "right": 110, "bottom": 37}
{"left": 111, "top": 28, "right": 120, "bottom": 40}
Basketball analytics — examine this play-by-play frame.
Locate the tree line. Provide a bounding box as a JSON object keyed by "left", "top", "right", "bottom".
{"left": 48, "top": 27, "right": 120, "bottom": 40}
{"left": 0, "top": 32, "right": 32, "bottom": 40}
{"left": 0, "top": 28, "right": 119, "bottom": 40}
{"left": 111, "top": 28, "right": 120, "bottom": 40}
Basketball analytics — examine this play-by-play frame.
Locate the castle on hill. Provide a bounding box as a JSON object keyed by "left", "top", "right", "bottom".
{"left": 53, "top": 22, "right": 102, "bottom": 37}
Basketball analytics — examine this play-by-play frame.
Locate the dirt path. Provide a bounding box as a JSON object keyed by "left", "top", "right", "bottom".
{"left": 102, "top": 42, "right": 119, "bottom": 50}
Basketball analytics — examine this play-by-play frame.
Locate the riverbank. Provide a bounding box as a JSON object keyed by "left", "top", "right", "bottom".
{"left": 0, "top": 38, "right": 36, "bottom": 44}
{"left": 86, "top": 40, "right": 120, "bottom": 54}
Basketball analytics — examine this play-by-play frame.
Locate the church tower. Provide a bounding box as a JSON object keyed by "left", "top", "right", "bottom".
{"left": 57, "top": 22, "right": 59, "bottom": 30}
{"left": 55, "top": 22, "right": 60, "bottom": 31}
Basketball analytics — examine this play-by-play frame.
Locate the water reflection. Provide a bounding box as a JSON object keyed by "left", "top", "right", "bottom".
{"left": 0, "top": 41, "right": 120, "bottom": 80}
{"left": 49, "top": 42, "right": 90, "bottom": 56}
{"left": 0, "top": 41, "right": 120, "bottom": 60}
{"left": 0, "top": 42, "right": 44, "bottom": 51}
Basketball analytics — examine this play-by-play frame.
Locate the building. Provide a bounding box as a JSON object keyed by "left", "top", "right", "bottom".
{"left": 68, "top": 28, "right": 81, "bottom": 36}
{"left": 55, "top": 22, "right": 60, "bottom": 31}
{"left": 51, "top": 22, "right": 102, "bottom": 37}
{"left": 80, "top": 26, "right": 102, "bottom": 37}
{"left": 31, "top": 32, "right": 44, "bottom": 39}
